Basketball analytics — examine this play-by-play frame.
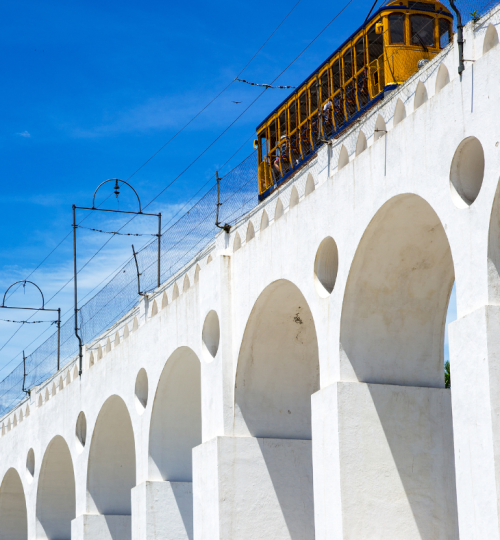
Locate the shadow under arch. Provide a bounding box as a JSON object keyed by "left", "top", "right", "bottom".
{"left": 0, "top": 468, "right": 27, "bottom": 540}
{"left": 231, "top": 279, "right": 318, "bottom": 540}
{"left": 149, "top": 346, "right": 201, "bottom": 481}
{"left": 87, "top": 395, "right": 136, "bottom": 516}
{"left": 36, "top": 435, "right": 75, "bottom": 540}
{"left": 338, "top": 193, "right": 458, "bottom": 539}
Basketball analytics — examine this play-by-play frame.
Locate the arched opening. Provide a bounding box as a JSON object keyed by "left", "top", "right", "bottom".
{"left": 149, "top": 347, "right": 201, "bottom": 481}
{"left": 414, "top": 81, "right": 428, "bottom": 110}
{"left": 338, "top": 145, "right": 349, "bottom": 170}
{"left": 487, "top": 178, "right": 500, "bottom": 304}
{"left": 246, "top": 221, "right": 255, "bottom": 242}
{"left": 393, "top": 98, "right": 406, "bottom": 126}
{"left": 305, "top": 173, "right": 315, "bottom": 196}
{"left": 0, "top": 468, "right": 27, "bottom": 540}
{"left": 289, "top": 186, "right": 299, "bottom": 209}
{"left": 484, "top": 23, "right": 499, "bottom": 53}
{"left": 36, "top": 436, "right": 76, "bottom": 540}
{"left": 87, "top": 395, "right": 136, "bottom": 516}
{"left": 435, "top": 63, "right": 450, "bottom": 93}
{"left": 450, "top": 136, "right": 485, "bottom": 208}
{"left": 202, "top": 310, "right": 220, "bottom": 361}
{"left": 374, "top": 114, "right": 386, "bottom": 141}
{"left": 314, "top": 236, "right": 339, "bottom": 297}
{"left": 233, "top": 280, "right": 318, "bottom": 537}
{"left": 275, "top": 198, "right": 284, "bottom": 221}
{"left": 338, "top": 194, "right": 458, "bottom": 538}
{"left": 355, "top": 131, "right": 367, "bottom": 156}
{"left": 233, "top": 232, "right": 241, "bottom": 253}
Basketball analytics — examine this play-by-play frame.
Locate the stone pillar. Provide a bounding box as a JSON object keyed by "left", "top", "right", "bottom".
{"left": 312, "top": 382, "right": 459, "bottom": 540}
{"left": 449, "top": 305, "right": 500, "bottom": 540}
{"left": 71, "top": 515, "right": 131, "bottom": 540}
{"left": 193, "top": 436, "right": 314, "bottom": 540}
{"left": 132, "top": 481, "right": 193, "bottom": 540}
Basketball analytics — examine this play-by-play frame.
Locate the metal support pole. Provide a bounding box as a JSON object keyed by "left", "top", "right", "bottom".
{"left": 57, "top": 308, "right": 61, "bottom": 371}
{"left": 449, "top": 0, "right": 465, "bottom": 75}
{"left": 132, "top": 245, "right": 144, "bottom": 296}
{"left": 73, "top": 205, "right": 83, "bottom": 377}
{"left": 22, "top": 351, "right": 29, "bottom": 395}
{"left": 215, "top": 171, "right": 231, "bottom": 233}
{"left": 157, "top": 213, "right": 161, "bottom": 288}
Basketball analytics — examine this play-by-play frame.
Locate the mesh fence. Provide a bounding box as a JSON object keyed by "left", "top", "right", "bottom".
{"left": 0, "top": 152, "right": 258, "bottom": 418}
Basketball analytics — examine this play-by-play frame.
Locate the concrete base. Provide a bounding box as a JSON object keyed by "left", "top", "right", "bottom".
{"left": 71, "top": 514, "right": 131, "bottom": 540}
{"left": 132, "top": 480, "right": 193, "bottom": 540}
{"left": 193, "top": 436, "right": 314, "bottom": 540}
{"left": 312, "top": 382, "right": 459, "bottom": 540}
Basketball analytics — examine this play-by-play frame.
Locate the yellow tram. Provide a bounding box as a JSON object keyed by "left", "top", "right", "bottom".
{"left": 256, "top": 0, "right": 453, "bottom": 200}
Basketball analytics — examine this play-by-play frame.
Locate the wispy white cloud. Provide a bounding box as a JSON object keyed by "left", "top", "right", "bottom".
{"left": 16, "top": 130, "right": 31, "bottom": 138}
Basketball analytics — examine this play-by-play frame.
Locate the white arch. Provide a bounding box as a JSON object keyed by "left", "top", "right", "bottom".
{"left": 305, "top": 173, "right": 315, "bottom": 196}
{"left": 338, "top": 145, "right": 349, "bottom": 170}
{"left": 172, "top": 283, "right": 179, "bottom": 301}
{"left": 414, "top": 81, "right": 428, "bottom": 110}
{"left": 183, "top": 274, "right": 190, "bottom": 292}
{"left": 246, "top": 221, "right": 255, "bottom": 242}
{"left": 393, "top": 98, "right": 406, "bottom": 126}
{"left": 194, "top": 264, "right": 200, "bottom": 284}
{"left": 149, "top": 347, "right": 201, "bottom": 481}
{"left": 233, "top": 232, "right": 241, "bottom": 253}
{"left": 355, "top": 131, "right": 367, "bottom": 156}
{"left": 374, "top": 115, "right": 386, "bottom": 141}
{"left": 435, "top": 63, "right": 450, "bottom": 94}
{"left": 36, "top": 435, "right": 75, "bottom": 539}
{"left": 0, "top": 468, "right": 27, "bottom": 540}
{"left": 275, "top": 198, "right": 284, "bottom": 221}
{"left": 87, "top": 395, "right": 136, "bottom": 515}
{"left": 484, "top": 23, "right": 499, "bottom": 53}
{"left": 260, "top": 210, "right": 269, "bottom": 231}
{"left": 161, "top": 291, "right": 168, "bottom": 309}
{"left": 289, "top": 186, "right": 299, "bottom": 209}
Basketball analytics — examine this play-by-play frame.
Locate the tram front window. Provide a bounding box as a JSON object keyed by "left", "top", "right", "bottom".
{"left": 343, "top": 48, "right": 353, "bottom": 82}
{"left": 439, "top": 19, "right": 451, "bottom": 48}
{"left": 389, "top": 14, "right": 406, "bottom": 44}
{"left": 410, "top": 15, "right": 435, "bottom": 47}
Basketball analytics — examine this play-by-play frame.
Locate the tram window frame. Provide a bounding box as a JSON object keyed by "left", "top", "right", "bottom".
{"left": 319, "top": 68, "right": 330, "bottom": 106}
{"left": 367, "top": 22, "right": 384, "bottom": 63}
{"left": 258, "top": 132, "right": 268, "bottom": 163}
{"left": 332, "top": 58, "right": 342, "bottom": 93}
{"left": 343, "top": 47, "right": 354, "bottom": 83}
{"left": 309, "top": 80, "right": 319, "bottom": 116}
{"left": 289, "top": 99, "right": 297, "bottom": 133}
{"left": 298, "top": 90, "right": 308, "bottom": 125}
{"left": 269, "top": 118, "right": 278, "bottom": 156}
{"left": 438, "top": 18, "right": 451, "bottom": 48}
{"left": 389, "top": 13, "right": 406, "bottom": 44}
{"left": 354, "top": 37, "right": 366, "bottom": 73}
{"left": 410, "top": 14, "right": 435, "bottom": 47}
{"left": 278, "top": 108, "right": 287, "bottom": 139}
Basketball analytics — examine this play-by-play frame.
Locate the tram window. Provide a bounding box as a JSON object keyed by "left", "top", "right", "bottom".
{"left": 389, "top": 14, "right": 406, "bottom": 43}
{"left": 439, "top": 19, "right": 451, "bottom": 48}
{"left": 310, "top": 81, "right": 319, "bottom": 113}
{"left": 332, "top": 60, "right": 341, "bottom": 91}
{"left": 355, "top": 38, "right": 365, "bottom": 71}
{"left": 343, "top": 48, "right": 353, "bottom": 81}
{"left": 289, "top": 100, "right": 297, "bottom": 132}
{"left": 320, "top": 70, "right": 329, "bottom": 103}
{"left": 408, "top": 2, "right": 434, "bottom": 11}
{"left": 410, "top": 15, "right": 435, "bottom": 47}
{"left": 367, "top": 24, "right": 384, "bottom": 62}
{"left": 279, "top": 110, "right": 287, "bottom": 137}
{"left": 258, "top": 134, "right": 268, "bottom": 162}
{"left": 299, "top": 92, "right": 307, "bottom": 123}
{"left": 269, "top": 120, "right": 277, "bottom": 150}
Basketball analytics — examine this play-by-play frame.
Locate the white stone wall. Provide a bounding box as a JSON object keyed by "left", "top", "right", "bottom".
{"left": 2, "top": 7, "right": 500, "bottom": 539}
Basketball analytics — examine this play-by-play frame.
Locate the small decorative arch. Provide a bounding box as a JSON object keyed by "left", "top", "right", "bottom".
{"left": 6, "top": 420, "right": 11, "bottom": 432}
{"left": 246, "top": 221, "right": 255, "bottom": 242}
{"left": 161, "top": 291, "right": 168, "bottom": 309}
{"left": 435, "top": 63, "right": 450, "bottom": 94}
{"left": 275, "top": 198, "right": 284, "bottom": 221}
{"left": 151, "top": 299, "right": 158, "bottom": 317}
{"left": 25, "top": 404, "right": 30, "bottom": 418}
{"left": 183, "top": 275, "right": 190, "bottom": 292}
{"left": 260, "top": 210, "right": 269, "bottom": 231}
{"left": 338, "top": 145, "right": 349, "bottom": 170}
{"left": 393, "top": 98, "right": 406, "bottom": 126}
{"left": 44, "top": 388, "right": 49, "bottom": 402}
{"left": 207, "top": 254, "right": 213, "bottom": 264}
{"left": 97, "top": 344, "right": 103, "bottom": 361}
{"left": 89, "top": 352, "right": 95, "bottom": 367}
{"left": 289, "top": 186, "right": 299, "bottom": 209}
{"left": 355, "top": 131, "right": 367, "bottom": 155}
{"left": 58, "top": 376, "right": 64, "bottom": 391}
{"left": 72, "top": 365, "right": 78, "bottom": 380}
{"left": 484, "top": 23, "right": 499, "bottom": 53}
{"left": 66, "top": 371, "right": 71, "bottom": 386}
{"left": 114, "top": 330, "right": 120, "bottom": 345}
{"left": 123, "top": 324, "right": 130, "bottom": 339}
{"left": 13, "top": 414, "right": 17, "bottom": 427}
{"left": 19, "top": 410, "right": 24, "bottom": 423}
{"left": 305, "top": 173, "right": 315, "bottom": 196}
{"left": 38, "top": 395, "right": 43, "bottom": 408}
{"left": 414, "top": 81, "right": 428, "bottom": 110}
{"left": 132, "top": 316, "right": 139, "bottom": 331}
{"left": 105, "top": 337, "right": 111, "bottom": 353}
{"left": 233, "top": 232, "right": 242, "bottom": 253}
{"left": 51, "top": 382, "right": 56, "bottom": 397}
{"left": 194, "top": 264, "right": 201, "bottom": 284}
{"left": 172, "top": 283, "right": 179, "bottom": 301}
{"left": 374, "top": 115, "right": 387, "bottom": 141}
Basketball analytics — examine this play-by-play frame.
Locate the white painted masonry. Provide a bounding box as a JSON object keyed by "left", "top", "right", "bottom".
{"left": 2, "top": 7, "right": 500, "bottom": 540}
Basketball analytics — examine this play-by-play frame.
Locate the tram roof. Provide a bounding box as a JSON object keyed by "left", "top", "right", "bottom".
{"left": 256, "top": 0, "right": 451, "bottom": 131}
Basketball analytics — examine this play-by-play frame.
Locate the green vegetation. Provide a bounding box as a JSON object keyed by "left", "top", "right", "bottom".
{"left": 445, "top": 360, "right": 451, "bottom": 389}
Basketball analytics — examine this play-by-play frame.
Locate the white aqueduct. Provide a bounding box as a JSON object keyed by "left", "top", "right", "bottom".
{"left": 2, "top": 9, "right": 500, "bottom": 540}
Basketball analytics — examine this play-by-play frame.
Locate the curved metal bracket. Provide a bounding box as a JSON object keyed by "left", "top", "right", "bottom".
{"left": 92, "top": 179, "right": 143, "bottom": 213}
{"left": 2, "top": 280, "right": 45, "bottom": 309}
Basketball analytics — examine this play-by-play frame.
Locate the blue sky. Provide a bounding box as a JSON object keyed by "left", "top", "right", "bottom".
{"left": 0, "top": 0, "right": 456, "bottom": 378}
